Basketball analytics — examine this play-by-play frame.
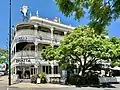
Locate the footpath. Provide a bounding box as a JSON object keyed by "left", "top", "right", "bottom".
{"left": 0, "top": 75, "right": 75, "bottom": 89}
{"left": 9, "top": 83, "right": 74, "bottom": 88}
{"left": 0, "top": 75, "right": 8, "bottom": 84}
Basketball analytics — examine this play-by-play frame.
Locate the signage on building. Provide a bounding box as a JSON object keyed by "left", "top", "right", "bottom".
{"left": 17, "top": 37, "right": 28, "bottom": 42}
{"left": 15, "top": 36, "right": 35, "bottom": 42}
{"left": 16, "top": 59, "right": 31, "bottom": 63}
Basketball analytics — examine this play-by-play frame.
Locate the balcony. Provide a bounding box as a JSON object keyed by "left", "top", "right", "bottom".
{"left": 12, "top": 51, "right": 35, "bottom": 59}
{"left": 53, "top": 34, "right": 64, "bottom": 42}
{"left": 14, "top": 29, "right": 51, "bottom": 40}
{"left": 15, "top": 29, "right": 35, "bottom": 37}
{"left": 37, "top": 31, "right": 51, "bottom": 40}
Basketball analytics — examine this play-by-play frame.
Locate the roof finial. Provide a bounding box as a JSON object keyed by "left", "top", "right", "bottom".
{"left": 58, "top": 18, "right": 61, "bottom": 23}
{"left": 20, "top": 5, "right": 29, "bottom": 21}
{"left": 36, "top": 10, "right": 39, "bottom": 17}
{"left": 29, "top": 12, "right": 32, "bottom": 17}
{"left": 53, "top": 17, "right": 58, "bottom": 22}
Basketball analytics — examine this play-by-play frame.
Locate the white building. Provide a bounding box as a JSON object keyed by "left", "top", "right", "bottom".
{"left": 11, "top": 15, "right": 75, "bottom": 81}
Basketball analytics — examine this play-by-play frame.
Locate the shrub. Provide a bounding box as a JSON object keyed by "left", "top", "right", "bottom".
{"left": 68, "top": 73, "right": 99, "bottom": 86}
{"left": 39, "top": 73, "right": 47, "bottom": 83}
{"left": 68, "top": 75, "right": 80, "bottom": 85}
{"left": 87, "top": 73, "right": 99, "bottom": 85}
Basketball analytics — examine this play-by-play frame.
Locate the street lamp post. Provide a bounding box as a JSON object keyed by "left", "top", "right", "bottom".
{"left": 8, "top": 0, "right": 12, "bottom": 85}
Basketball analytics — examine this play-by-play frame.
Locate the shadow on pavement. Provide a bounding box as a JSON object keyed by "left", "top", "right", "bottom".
{"left": 75, "top": 84, "right": 117, "bottom": 89}
{"left": 89, "top": 84, "right": 116, "bottom": 88}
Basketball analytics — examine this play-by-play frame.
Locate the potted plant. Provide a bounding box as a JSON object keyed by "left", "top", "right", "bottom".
{"left": 39, "top": 73, "right": 47, "bottom": 83}
{"left": 31, "top": 74, "right": 39, "bottom": 83}
{"left": 37, "top": 76, "right": 41, "bottom": 84}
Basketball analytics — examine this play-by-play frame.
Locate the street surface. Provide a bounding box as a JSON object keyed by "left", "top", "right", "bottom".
{"left": 0, "top": 75, "right": 8, "bottom": 90}
{"left": 1, "top": 76, "right": 120, "bottom": 90}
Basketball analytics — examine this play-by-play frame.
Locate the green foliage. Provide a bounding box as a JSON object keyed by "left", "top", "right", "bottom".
{"left": 68, "top": 73, "right": 99, "bottom": 86}
{"left": 42, "top": 26, "right": 120, "bottom": 76}
{"left": 0, "top": 49, "right": 8, "bottom": 64}
{"left": 56, "top": 0, "right": 120, "bottom": 34}
{"left": 41, "top": 46, "right": 57, "bottom": 61}
{"left": 68, "top": 75, "right": 80, "bottom": 85}
{"left": 39, "top": 72, "right": 46, "bottom": 79}
{"left": 109, "top": 37, "right": 120, "bottom": 67}
{"left": 39, "top": 73, "right": 47, "bottom": 83}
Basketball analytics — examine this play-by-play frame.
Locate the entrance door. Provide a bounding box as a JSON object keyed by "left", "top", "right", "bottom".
{"left": 24, "top": 70, "right": 30, "bottom": 79}
{"left": 24, "top": 67, "right": 30, "bottom": 79}
{"left": 17, "top": 70, "right": 22, "bottom": 79}
{"left": 31, "top": 67, "right": 37, "bottom": 75}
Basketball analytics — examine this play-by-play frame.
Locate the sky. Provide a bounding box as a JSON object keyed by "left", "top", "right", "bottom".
{"left": 0, "top": 0, "right": 120, "bottom": 49}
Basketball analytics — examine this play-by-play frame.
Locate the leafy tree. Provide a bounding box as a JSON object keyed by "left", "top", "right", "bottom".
{"left": 110, "top": 37, "right": 120, "bottom": 66}
{"left": 0, "top": 48, "right": 8, "bottom": 64}
{"left": 42, "top": 26, "right": 118, "bottom": 76}
{"left": 41, "top": 46, "right": 56, "bottom": 61}
{"left": 55, "top": 0, "right": 120, "bottom": 34}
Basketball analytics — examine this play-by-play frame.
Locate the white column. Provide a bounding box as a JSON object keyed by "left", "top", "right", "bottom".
{"left": 35, "top": 42, "right": 38, "bottom": 58}
{"left": 64, "top": 31, "right": 67, "bottom": 35}
{"left": 15, "top": 65, "right": 16, "bottom": 74}
{"left": 35, "top": 41, "right": 39, "bottom": 74}
{"left": 51, "top": 61, "right": 54, "bottom": 76}
{"left": 50, "top": 27, "right": 54, "bottom": 48}
{"left": 34, "top": 24, "right": 38, "bottom": 59}
{"left": 34, "top": 24, "right": 39, "bottom": 74}
{"left": 41, "top": 65, "right": 42, "bottom": 73}
{"left": 34, "top": 24, "right": 38, "bottom": 36}
{"left": 51, "top": 65, "right": 54, "bottom": 75}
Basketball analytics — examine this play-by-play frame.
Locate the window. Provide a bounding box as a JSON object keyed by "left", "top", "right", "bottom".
{"left": 42, "top": 66, "right": 52, "bottom": 74}
{"left": 31, "top": 46, "right": 35, "bottom": 50}
{"left": 34, "top": 68, "right": 36, "bottom": 74}
{"left": 31, "top": 68, "right": 33, "bottom": 75}
{"left": 54, "top": 66, "right": 58, "bottom": 74}
{"left": 42, "top": 66, "right": 45, "bottom": 73}
{"left": 46, "top": 66, "right": 48, "bottom": 74}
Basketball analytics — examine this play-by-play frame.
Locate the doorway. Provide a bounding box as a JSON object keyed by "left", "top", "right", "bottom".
{"left": 17, "top": 70, "right": 22, "bottom": 79}
{"left": 31, "top": 67, "right": 37, "bottom": 75}
{"left": 24, "top": 70, "right": 30, "bottom": 79}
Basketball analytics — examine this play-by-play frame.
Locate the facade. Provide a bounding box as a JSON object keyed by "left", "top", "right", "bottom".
{"left": 11, "top": 16, "right": 75, "bottom": 81}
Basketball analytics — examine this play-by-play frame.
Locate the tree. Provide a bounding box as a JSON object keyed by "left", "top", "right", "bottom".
{"left": 109, "top": 37, "right": 120, "bottom": 67}
{"left": 42, "top": 26, "right": 118, "bottom": 76}
{"left": 0, "top": 49, "right": 8, "bottom": 64}
{"left": 55, "top": 0, "right": 120, "bottom": 34}
{"left": 41, "top": 46, "right": 56, "bottom": 61}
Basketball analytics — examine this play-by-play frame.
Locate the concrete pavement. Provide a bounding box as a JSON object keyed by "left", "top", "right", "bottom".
{"left": 0, "top": 75, "right": 8, "bottom": 84}
{"left": 9, "top": 83, "right": 75, "bottom": 88}
{"left": 0, "top": 75, "right": 8, "bottom": 90}
{"left": 0, "top": 75, "right": 76, "bottom": 89}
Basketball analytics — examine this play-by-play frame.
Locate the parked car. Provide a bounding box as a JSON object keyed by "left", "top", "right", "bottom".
{"left": 0, "top": 70, "right": 5, "bottom": 76}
